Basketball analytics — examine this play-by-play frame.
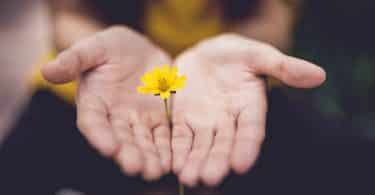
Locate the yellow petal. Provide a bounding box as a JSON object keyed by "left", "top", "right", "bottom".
{"left": 170, "top": 66, "right": 178, "bottom": 74}
{"left": 160, "top": 91, "right": 171, "bottom": 100}
{"left": 161, "top": 64, "right": 170, "bottom": 75}
{"left": 166, "top": 66, "right": 178, "bottom": 85}
{"left": 137, "top": 86, "right": 151, "bottom": 94}
{"left": 151, "top": 66, "right": 162, "bottom": 79}
{"left": 137, "top": 86, "right": 160, "bottom": 94}
{"left": 140, "top": 72, "right": 152, "bottom": 84}
{"left": 141, "top": 71, "right": 160, "bottom": 89}
{"left": 170, "top": 75, "right": 186, "bottom": 91}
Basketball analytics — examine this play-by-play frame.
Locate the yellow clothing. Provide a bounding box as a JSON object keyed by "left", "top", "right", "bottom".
{"left": 145, "top": 0, "right": 222, "bottom": 55}
{"left": 31, "top": 50, "right": 76, "bottom": 103}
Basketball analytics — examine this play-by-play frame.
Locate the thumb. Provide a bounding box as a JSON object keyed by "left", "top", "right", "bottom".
{"left": 194, "top": 34, "right": 326, "bottom": 89}
{"left": 254, "top": 53, "right": 326, "bottom": 88}
{"left": 41, "top": 36, "right": 107, "bottom": 84}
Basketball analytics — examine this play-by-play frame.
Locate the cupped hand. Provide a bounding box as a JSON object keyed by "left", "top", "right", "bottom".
{"left": 171, "top": 34, "right": 326, "bottom": 186}
{"left": 42, "top": 26, "right": 172, "bottom": 181}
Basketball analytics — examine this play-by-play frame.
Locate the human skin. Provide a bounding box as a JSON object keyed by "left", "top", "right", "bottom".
{"left": 0, "top": 0, "right": 52, "bottom": 144}
{"left": 42, "top": 26, "right": 325, "bottom": 185}
{"left": 172, "top": 34, "right": 325, "bottom": 186}
{"left": 43, "top": 27, "right": 173, "bottom": 181}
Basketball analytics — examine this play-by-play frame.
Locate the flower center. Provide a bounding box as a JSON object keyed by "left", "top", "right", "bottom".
{"left": 158, "top": 77, "right": 169, "bottom": 92}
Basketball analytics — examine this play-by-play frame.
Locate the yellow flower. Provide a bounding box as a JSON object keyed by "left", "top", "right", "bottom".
{"left": 137, "top": 64, "right": 186, "bottom": 100}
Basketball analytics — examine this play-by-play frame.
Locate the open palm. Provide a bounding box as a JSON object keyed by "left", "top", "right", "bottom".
{"left": 42, "top": 27, "right": 172, "bottom": 180}
{"left": 171, "top": 34, "right": 326, "bottom": 186}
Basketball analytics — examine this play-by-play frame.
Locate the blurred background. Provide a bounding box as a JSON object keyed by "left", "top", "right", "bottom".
{"left": 0, "top": 0, "right": 374, "bottom": 194}
{"left": 294, "top": 0, "right": 375, "bottom": 141}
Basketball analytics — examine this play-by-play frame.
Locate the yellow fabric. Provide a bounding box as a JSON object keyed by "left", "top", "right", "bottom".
{"left": 31, "top": 50, "right": 77, "bottom": 103}
{"left": 144, "top": 0, "right": 223, "bottom": 56}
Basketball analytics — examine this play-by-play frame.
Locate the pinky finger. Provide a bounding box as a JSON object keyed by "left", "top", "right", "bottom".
{"left": 231, "top": 99, "right": 266, "bottom": 174}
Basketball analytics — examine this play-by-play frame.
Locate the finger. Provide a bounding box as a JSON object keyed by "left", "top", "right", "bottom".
{"left": 201, "top": 119, "right": 235, "bottom": 186}
{"left": 76, "top": 90, "right": 118, "bottom": 157}
{"left": 41, "top": 35, "right": 107, "bottom": 84}
{"left": 111, "top": 119, "right": 143, "bottom": 176}
{"left": 115, "top": 140, "right": 143, "bottom": 176}
{"left": 231, "top": 93, "right": 267, "bottom": 175}
{"left": 133, "top": 124, "right": 163, "bottom": 181}
{"left": 179, "top": 130, "right": 214, "bottom": 187}
{"left": 153, "top": 125, "right": 172, "bottom": 174}
{"left": 253, "top": 53, "right": 326, "bottom": 88}
{"left": 172, "top": 124, "right": 193, "bottom": 174}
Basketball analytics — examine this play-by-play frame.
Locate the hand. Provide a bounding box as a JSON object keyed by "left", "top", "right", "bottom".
{"left": 171, "top": 34, "right": 326, "bottom": 186}
{"left": 42, "top": 26, "right": 172, "bottom": 180}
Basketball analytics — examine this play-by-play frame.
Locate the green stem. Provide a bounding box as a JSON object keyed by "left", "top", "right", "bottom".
{"left": 163, "top": 99, "right": 171, "bottom": 128}
{"left": 179, "top": 182, "right": 185, "bottom": 195}
{"left": 163, "top": 99, "right": 184, "bottom": 195}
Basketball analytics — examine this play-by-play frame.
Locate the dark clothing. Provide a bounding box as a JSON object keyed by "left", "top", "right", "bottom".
{"left": 0, "top": 90, "right": 374, "bottom": 195}
{"left": 0, "top": 91, "right": 158, "bottom": 194}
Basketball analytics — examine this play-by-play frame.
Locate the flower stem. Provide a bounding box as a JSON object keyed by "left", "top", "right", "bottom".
{"left": 163, "top": 99, "right": 171, "bottom": 128}
{"left": 179, "top": 182, "right": 185, "bottom": 195}
{"left": 163, "top": 99, "right": 184, "bottom": 195}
